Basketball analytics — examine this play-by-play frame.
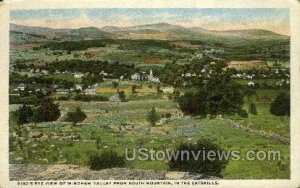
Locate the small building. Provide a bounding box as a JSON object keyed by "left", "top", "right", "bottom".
{"left": 56, "top": 89, "right": 69, "bottom": 95}
{"left": 148, "top": 69, "right": 160, "bottom": 83}
{"left": 131, "top": 73, "right": 143, "bottom": 80}
{"left": 248, "top": 81, "right": 255, "bottom": 87}
{"left": 84, "top": 88, "right": 96, "bottom": 95}
{"left": 17, "top": 83, "right": 26, "bottom": 91}
{"left": 74, "top": 72, "right": 84, "bottom": 78}
{"left": 75, "top": 84, "right": 83, "bottom": 91}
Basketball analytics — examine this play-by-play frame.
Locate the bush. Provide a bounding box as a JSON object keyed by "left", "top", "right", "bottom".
{"left": 66, "top": 107, "right": 87, "bottom": 125}
{"left": 168, "top": 139, "right": 228, "bottom": 177}
{"left": 147, "top": 107, "right": 160, "bottom": 126}
{"left": 118, "top": 91, "right": 127, "bottom": 102}
{"left": 88, "top": 150, "right": 125, "bottom": 170}
{"left": 270, "top": 92, "right": 290, "bottom": 116}
{"left": 237, "top": 109, "right": 248, "bottom": 118}
{"left": 112, "top": 81, "right": 119, "bottom": 88}
{"left": 249, "top": 102, "right": 257, "bottom": 115}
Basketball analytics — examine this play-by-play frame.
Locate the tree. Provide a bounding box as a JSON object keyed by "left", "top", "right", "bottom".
{"left": 147, "top": 107, "right": 160, "bottom": 126}
{"left": 112, "top": 81, "right": 119, "bottom": 88}
{"left": 34, "top": 98, "right": 60, "bottom": 122}
{"left": 118, "top": 91, "right": 127, "bottom": 102}
{"left": 131, "top": 84, "right": 137, "bottom": 94}
{"left": 168, "top": 139, "right": 228, "bottom": 177}
{"left": 15, "top": 105, "right": 34, "bottom": 125}
{"left": 249, "top": 102, "right": 258, "bottom": 115}
{"left": 66, "top": 107, "right": 87, "bottom": 125}
{"left": 270, "top": 92, "right": 290, "bottom": 116}
{"left": 178, "top": 91, "right": 207, "bottom": 116}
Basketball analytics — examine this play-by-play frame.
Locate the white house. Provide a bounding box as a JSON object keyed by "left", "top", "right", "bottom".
{"left": 75, "top": 84, "right": 83, "bottom": 91}
{"left": 248, "top": 81, "right": 255, "bottom": 87}
{"left": 74, "top": 72, "right": 84, "bottom": 78}
{"left": 131, "top": 73, "right": 143, "bottom": 80}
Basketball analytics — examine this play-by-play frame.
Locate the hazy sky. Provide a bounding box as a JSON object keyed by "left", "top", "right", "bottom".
{"left": 10, "top": 8, "right": 290, "bottom": 35}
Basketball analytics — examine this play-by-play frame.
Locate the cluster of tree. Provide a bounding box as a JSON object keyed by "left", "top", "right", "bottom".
{"left": 42, "top": 40, "right": 106, "bottom": 51}
{"left": 14, "top": 98, "right": 60, "bottom": 125}
{"left": 10, "top": 73, "right": 75, "bottom": 89}
{"left": 10, "top": 95, "right": 43, "bottom": 105}
{"left": 171, "top": 59, "right": 244, "bottom": 116}
{"left": 224, "top": 39, "right": 290, "bottom": 62}
{"left": 42, "top": 60, "right": 136, "bottom": 79}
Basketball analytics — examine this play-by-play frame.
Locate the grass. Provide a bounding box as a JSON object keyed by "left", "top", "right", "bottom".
{"left": 9, "top": 89, "right": 290, "bottom": 178}
{"left": 224, "top": 88, "right": 290, "bottom": 137}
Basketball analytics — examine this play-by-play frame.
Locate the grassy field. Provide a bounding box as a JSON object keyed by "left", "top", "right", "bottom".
{"left": 9, "top": 85, "right": 290, "bottom": 178}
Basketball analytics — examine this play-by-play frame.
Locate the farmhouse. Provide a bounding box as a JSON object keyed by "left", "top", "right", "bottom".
{"left": 131, "top": 73, "right": 143, "bottom": 81}
{"left": 75, "top": 84, "right": 83, "bottom": 91}
{"left": 248, "top": 81, "right": 255, "bottom": 87}
{"left": 74, "top": 72, "right": 84, "bottom": 78}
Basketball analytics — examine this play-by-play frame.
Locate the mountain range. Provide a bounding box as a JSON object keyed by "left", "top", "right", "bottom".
{"left": 10, "top": 22, "right": 288, "bottom": 41}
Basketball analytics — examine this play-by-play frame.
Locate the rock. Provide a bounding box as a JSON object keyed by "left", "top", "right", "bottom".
{"left": 165, "top": 171, "right": 187, "bottom": 179}
{"left": 9, "top": 164, "right": 218, "bottom": 180}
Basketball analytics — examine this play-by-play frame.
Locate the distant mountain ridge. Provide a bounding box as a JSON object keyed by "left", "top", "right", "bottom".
{"left": 10, "top": 22, "right": 288, "bottom": 41}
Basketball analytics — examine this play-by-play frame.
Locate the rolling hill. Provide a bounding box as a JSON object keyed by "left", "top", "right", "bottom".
{"left": 10, "top": 23, "right": 289, "bottom": 42}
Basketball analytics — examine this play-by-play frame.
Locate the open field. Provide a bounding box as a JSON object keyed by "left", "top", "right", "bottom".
{"left": 9, "top": 95, "right": 290, "bottom": 179}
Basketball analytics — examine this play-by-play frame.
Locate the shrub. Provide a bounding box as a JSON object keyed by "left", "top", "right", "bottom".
{"left": 66, "top": 107, "right": 87, "bottom": 125}
{"left": 147, "top": 107, "right": 160, "bottom": 126}
{"left": 112, "top": 81, "right": 119, "bottom": 88}
{"left": 249, "top": 102, "right": 257, "bottom": 115}
{"left": 270, "top": 92, "right": 290, "bottom": 116}
{"left": 168, "top": 139, "right": 228, "bottom": 177}
{"left": 237, "top": 109, "right": 248, "bottom": 118}
{"left": 118, "top": 91, "right": 127, "bottom": 102}
{"left": 88, "top": 150, "right": 125, "bottom": 170}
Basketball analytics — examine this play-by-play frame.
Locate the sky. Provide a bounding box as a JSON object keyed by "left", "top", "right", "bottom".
{"left": 10, "top": 8, "right": 290, "bottom": 35}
